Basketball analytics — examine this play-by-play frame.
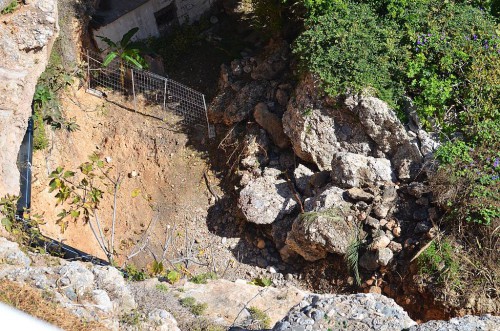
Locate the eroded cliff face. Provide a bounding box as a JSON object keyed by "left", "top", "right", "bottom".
{"left": 0, "top": 0, "right": 58, "bottom": 196}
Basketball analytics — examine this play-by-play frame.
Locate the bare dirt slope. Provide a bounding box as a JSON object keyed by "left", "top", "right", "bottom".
{"left": 31, "top": 86, "right": 258, "bottom": 279}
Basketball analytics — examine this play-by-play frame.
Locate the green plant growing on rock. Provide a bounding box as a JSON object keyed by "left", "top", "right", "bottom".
{"left": 249, "top": 277, "right": 272, "bottom": 287}
{"left": 0, "top": 194, "right": 45, "bottom": 249}
{"left": 48, "top": 153, "right": 122, "bottom": 263}
{"left": 1, "top": 1, "right": 19, "bottom": 15}
{"left": 417, "top": 239, "right": 461, "bottom": 288}
{"left": 179, "top": 297, "right": 208, "bottom": 316}
{"left": 190, "top": 272, "right": 217, "bottom": 284}
{"left": 124, "top": 264, "right": 148, "bottom": 281}
{"left": 247, "top": 306, "right": 271, "bottom": 329}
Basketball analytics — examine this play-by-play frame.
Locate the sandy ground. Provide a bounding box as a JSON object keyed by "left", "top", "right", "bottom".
{"left": 31, "top": 86, "right": 269, "bottom": 281}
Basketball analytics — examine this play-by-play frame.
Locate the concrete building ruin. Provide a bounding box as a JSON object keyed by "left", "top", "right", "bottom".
{"left": 91, "top": 0, "right": 214, "bottom": 50}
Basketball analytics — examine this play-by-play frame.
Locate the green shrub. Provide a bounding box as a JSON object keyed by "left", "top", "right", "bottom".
{"left": 249, "top": 277, "right": 272, "bottom": 287}
{"left": 179, "top": 297, "right": 208, "bottom": 316}
{"left": 155, "top": 283, "right": 169, "bottom": 292}
{"left": 33, "top": 106, "right": 48, "bottom": 151}
{"left": 417, "top": 239, "right": 460, "bottom": 287}
{"left": 294, "top": 0, "right": 500, "bottom": 131}
{"left": 166, "top": 269, "right": 181, "bottom": 284}
{"left": 189, "top": 272, "right": 217, "bottom": 284}
{"left": 124, "top": 264, "right": 147, "bottom": 281}
{"left": 1, "top": 1, "right": 18, "bottom": 14}
{"left": 248, "top": 306, "right": 271, "bottom": 329}
{"left": 432, "top": 126, "right": 500, "bottom": 226}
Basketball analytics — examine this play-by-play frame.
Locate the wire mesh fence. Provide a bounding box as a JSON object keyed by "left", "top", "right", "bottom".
{"left": 85, "top": 50, "right": 211, "bottom": 135}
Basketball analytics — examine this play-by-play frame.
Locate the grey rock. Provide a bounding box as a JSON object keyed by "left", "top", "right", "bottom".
{"left": 407, "top": 182, "right": 430, "bottom": 198}
{"left": 372, "top": 185, "right": 398, "bottom": 219}
{"left": 0, "top": 237, "right": 31, "bottom": 267}
{"left": 415, "top": 221, "right": 431, "bottom": 234}
{"left": 273, "top": 293, "right": 416, "bottom": 331}
{"left": 286, "top": 209, "right": 357, "bottom": 262}
{"left": 409, "top": 315, "right": 500, "bottom": 331}
{"left": 282, "top": 75, "right": 373, "bottom": 170}
{"left": 144, "top": 309, "right": 181, "bottom": 331}
{"left": 346, "top": 188, "right": 374, "bottom": 202}
{"left": 364, "top": 216, "right": 380, "bottom": 229}
{"left": 239, "top": 168, "right": 297, "bottom": 225}
{"left": 359, "top": 251, "right": 379, "bottom": 271}
{"left": 294, "top": 164, "right": 314, "bottom": 194}
{"left": 93, "top": 266, "right": 137, "bottom": 313}
{"left": 331, "top": 152, "right": 395, "bottom": 188}
{"left": 92, "top": 289, "right": 113, "bottom": 312}
{"left": 59, "top": 262, "right": 94, "bottom": 298}
{"left": 376, "top": 248, "right": 394, "bottom": 266}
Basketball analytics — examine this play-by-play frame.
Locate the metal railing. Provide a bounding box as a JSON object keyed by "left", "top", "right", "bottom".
{"left": 85, "top": 50, "right": 210, "bottom": 135}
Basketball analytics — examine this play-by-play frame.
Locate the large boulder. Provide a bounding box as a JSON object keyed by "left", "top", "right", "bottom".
{"left": 238, "top": 168, "right": 297, "bottom": 225}
{"left": 331, "top": 152, "right": 395, "bottom": 188}
{"left": 0, "top": 0, "right": 58, "bottom": 196}
{"left": 285, "top": 185, "right": 357, "bottom": 261}
{"left": 346, "top": 95, "right": 423, "bottom": 180}
{"left": 282, "top": 75, "right": 374, "bottom": 170}
{"left": 273, "top": 293, "right": 416, "bottom": 331}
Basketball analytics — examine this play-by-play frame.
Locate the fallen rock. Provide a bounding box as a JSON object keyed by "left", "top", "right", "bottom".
{"left": 372, "top": 185, "right": 398, "bottom": 219}
{"left": 282, "top": 74, "right": 374, "bottom": 170}
{"left": 0, "top": 237, "right": 31, "bottom": 267}
{"left": 286, "top": 185, "right": 357, "bottom": 261}
{"left": 331, "top": 152, "right": 395, "bottom": 188}
{"left": 274, "top": 293, "right": 416, "bottom": 331}
{"left": 293, "top": 164, "right": 314, "bottom": 195}
{"left": 346, "top": 187, "right": 374, "bottom": 202}
{"left": 144, "top": 309, "right": 181, "bottom": 331}
{"left": 376, "top": 247, "right": 394, "bottom": 266}
{"left": 370, "top": 234, "right": 391, "bottom": 251}
{"left": 359, "top": 251, "right": 379, "bottom": 271}
{"left": 254, "top": 102, "right": 290, "bottom": 149}
{"left": 286, "top": 208, "right": 357, "bottom": 262}
{"left": 239, "top": 168, "right": 297, "bottom": 224}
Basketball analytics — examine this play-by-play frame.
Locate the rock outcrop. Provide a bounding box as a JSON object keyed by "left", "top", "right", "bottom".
{"left": 0, "top": 0, "right": 59, "bottom": 196}
{"left": 0, "top": 236, "right": 180, "bottom": 330}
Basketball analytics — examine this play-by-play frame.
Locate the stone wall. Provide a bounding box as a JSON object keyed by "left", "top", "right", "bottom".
{"left": 0, "top": 0, "right": 59, "bottom": 197}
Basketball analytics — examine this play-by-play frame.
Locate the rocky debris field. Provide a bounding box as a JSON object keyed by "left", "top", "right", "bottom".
{"left": 207, "top": 37, "right": 497, "bottom": 319}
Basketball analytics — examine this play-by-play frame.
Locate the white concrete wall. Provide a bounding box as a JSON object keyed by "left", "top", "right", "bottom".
{"left": 94, "top": 1, "right": 165, "bottom": 51}
{"left": 94, "top": 0, "right": 214, "bottom": 51}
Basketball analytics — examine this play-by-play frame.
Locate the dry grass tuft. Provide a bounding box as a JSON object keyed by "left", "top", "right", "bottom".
{"left": 0, "top": 280, "right": 108, "bottom": 331}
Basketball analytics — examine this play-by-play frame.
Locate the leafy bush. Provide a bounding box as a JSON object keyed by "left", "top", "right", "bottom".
{"left": 432, "top": 123, "right": 500, "bottom": 226}
{"left": 249, "top": 277, "right": 272, "bottom": 287}
{"left": 124, "top": 264, "right": 147, "bottom": 281}
{"left": 166, "top": 269, "right": 181, "bottom": 284}
{"left": 294, "top": 0, "right": 500, "bottom": 131}
{"left": 189, "top": 272, "right": 217, "bottom": 284}
{"left": 417, "top": 239, "right": 460, "bottom": 287}
{"left": 248, "top": 306, "right": 271, "bottom": 329}
{"left": 179, "top": 297, "right": 208, "bottom": 316}
{"left": 1, "top": 1, "right": 18, "bottom": 14}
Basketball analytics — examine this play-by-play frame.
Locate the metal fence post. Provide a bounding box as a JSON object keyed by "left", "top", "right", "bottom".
{"left": 86, "top": 50, "right": 91, "bottom": 90}
{"left": 131, "top": 68, "right": 137, "bottom": 112}
{"left": 163, "top": 78, "right": 167, "bottom": 111}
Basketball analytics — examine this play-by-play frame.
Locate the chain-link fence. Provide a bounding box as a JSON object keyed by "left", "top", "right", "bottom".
{"left": 85, "top": 50, "right": 211, "bottom": 136}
